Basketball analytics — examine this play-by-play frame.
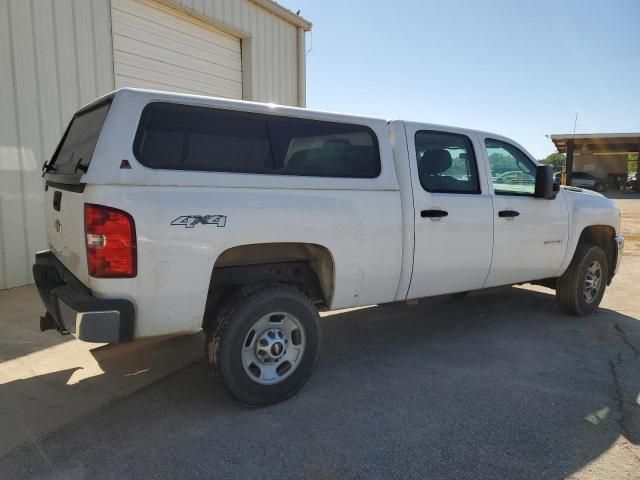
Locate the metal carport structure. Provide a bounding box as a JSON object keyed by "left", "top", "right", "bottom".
{"left": 550, "top": 133, "right": 640, "bottom": 188}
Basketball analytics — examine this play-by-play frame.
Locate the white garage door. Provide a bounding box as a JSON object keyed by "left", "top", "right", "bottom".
{"left": 111, "top": 0, "right": 243, "bottom": 99}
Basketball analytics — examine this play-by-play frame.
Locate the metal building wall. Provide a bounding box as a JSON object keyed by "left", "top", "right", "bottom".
{"left": 172, "top": 0, "right": 306, "bottom": 107}
{"left": 0, "top": 0, "right": 115, "bottom": 290}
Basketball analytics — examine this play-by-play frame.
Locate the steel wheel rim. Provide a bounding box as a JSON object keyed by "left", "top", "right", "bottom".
{"left": 241, "top": 312, "right": 306, "bottom": 385}
{"left": 583, "top": 260, "right": 602, "bottom": 304}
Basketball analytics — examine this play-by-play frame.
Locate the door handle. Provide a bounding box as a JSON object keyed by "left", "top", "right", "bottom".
{"left": 53, "top": 191, "right": 62, "bottom": 212}
{"left": 498, "top": 210, "right": 520, "bottom": 218}
{"left": 421, "top": 209, "right": 448, "bottom": 218}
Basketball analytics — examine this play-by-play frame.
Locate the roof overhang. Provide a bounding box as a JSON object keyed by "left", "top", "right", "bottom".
{"left": 550, "top": 133, "right": 640, "bottom": 154}
{"left": 249, "top": 0, "right": 312, "bottom": 30}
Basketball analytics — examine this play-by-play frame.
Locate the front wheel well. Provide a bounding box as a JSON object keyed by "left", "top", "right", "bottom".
{"left": 202, "top": 243, "right": 334, "bottom": 329}
{"left": 575, "top": 225, "right": 616, "bottom": 284}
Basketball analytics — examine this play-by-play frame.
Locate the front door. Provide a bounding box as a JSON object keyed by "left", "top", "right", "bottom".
{"left": 480, "top": 136, "right": 569, "bottom": 287}
{"left": 406, "top": 125, "right": 494, "bottom": 299}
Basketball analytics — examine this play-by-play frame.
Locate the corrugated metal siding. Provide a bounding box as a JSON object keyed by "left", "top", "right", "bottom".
{"left": 112, "top": 0, "right": 243, "bottom": 98}
{"left": 0, "top": 0, "right": 114, "bottom": 289}
{"left": 172, "top": 0, "right": 300, "bottom": 106}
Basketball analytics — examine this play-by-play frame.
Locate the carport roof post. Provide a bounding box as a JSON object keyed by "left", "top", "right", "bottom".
{"left": 549, "top": 133, "right": 640, "bottom": 185}
{"left": 565, "top": 139, "right": 574, "bottom": 186}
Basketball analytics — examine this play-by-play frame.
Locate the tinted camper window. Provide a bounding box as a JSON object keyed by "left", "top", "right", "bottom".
{"left": 271, "top": 116, "right": 380, "bottom": 178}
{"left": 134, "top": 103, "right": 274, "bottom": 173}
{"left": 134, "top": 103, "right": 381, "bottom": 178}
{"left": 49, "top": 101, "right": 111, "bottom": 178}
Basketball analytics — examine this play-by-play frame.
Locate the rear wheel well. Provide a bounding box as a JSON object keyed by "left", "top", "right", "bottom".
{"left": 576, "top": 225, "right": 616, "bottom": 283}
{"left": 202, "top": 243, "right": 334, "bottom": 329}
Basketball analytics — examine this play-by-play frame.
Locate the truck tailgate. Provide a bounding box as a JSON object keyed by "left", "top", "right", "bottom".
{"left": 44, "top": 186, "right": 89, "bottom": 285}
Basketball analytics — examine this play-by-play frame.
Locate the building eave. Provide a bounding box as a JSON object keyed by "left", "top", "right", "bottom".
{"left": 249, "top": 0, "right": 312, "bottom": 30}
{"left": 550, "top": 132, "right": 640, "bottom": 141}
{"left": 549, "top": 133, "right": 640, "bottom": 154}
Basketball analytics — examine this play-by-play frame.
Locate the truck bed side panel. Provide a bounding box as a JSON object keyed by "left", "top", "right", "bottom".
{"left": 85, "top": 185, "right": 403, "bottom": 337}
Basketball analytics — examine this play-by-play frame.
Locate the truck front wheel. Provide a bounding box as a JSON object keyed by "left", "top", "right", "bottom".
{"left": 556, "top": 244, "right": 608, "bottom": 316}
{"left": 205, "top": 284, "right": 321, "bottom": 406}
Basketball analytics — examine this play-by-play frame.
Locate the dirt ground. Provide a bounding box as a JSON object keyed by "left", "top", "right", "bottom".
{"left": 616, "top": 196, "right": 640, "bottom": 257}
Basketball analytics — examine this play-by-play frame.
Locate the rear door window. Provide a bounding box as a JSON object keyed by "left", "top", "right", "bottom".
{"left": 133, "top": 102, "right": 381, "bottom": 178}
{"left": 414, "top": 130, "right": 480, "bottom": 193}
{"left": 48, "top": 101, "right": 111, "bottom": 180}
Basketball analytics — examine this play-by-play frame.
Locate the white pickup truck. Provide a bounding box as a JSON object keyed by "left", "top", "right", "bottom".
{"left": 34, "top": 89, "right": 624, "bottom": 406}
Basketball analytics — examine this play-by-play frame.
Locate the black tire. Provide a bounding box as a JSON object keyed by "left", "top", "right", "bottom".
{"left": 205, "top": 284, "right": 321, "bottom": 406}
{"left": 556, "top": 244, "right": 608, "bottom": 316}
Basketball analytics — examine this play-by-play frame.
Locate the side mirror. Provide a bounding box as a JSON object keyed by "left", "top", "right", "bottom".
{"left": 534, "top": 165, "right": 556, "bottom": 199}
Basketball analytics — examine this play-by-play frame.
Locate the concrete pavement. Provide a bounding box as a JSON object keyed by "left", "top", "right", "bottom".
{"left": 0, "top": 285, "right": 202, "bottom": 456}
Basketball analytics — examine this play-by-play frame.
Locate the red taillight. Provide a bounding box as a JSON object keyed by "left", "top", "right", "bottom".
{"left": 84, "top": 203, "right": 137, "bottom": 278}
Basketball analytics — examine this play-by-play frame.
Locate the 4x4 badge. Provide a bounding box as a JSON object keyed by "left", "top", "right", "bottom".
{"left": 171, "top": 215, "right": 227, "bottom": 228}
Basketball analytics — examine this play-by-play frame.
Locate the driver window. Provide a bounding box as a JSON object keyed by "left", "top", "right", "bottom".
{"left": 486, "top": 139, "right": 536, "bottom": 195}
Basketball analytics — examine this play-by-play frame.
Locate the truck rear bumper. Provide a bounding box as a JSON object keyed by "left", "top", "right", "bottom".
{"left": 32, "top": 251, "right": 135, "bottom": 343}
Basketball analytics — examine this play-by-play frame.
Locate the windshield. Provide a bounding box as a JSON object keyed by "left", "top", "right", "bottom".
{"left": 47, "top": 100, "right": 111, "bottom": 180}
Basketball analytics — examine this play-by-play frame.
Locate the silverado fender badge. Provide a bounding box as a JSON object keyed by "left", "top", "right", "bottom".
{"left": 171, "top": 215, "right": 227, "bottom": 228}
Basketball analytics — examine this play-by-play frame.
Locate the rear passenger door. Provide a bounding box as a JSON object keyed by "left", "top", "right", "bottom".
{"left": 405, "top": 124, "right": 494, "bottom": 299}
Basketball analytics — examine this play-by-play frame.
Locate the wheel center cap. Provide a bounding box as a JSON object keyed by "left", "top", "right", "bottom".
{"left": 271, "top": 342, "right": 284, "bottom": 357}
{"left": 255, "top": 329, "right": 287, "bottom": 363}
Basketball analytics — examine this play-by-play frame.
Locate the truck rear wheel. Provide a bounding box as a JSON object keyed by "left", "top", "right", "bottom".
{"left": 205, "top": 284, "right": 321, "bottom": 406}
{"left": 556, "top": 244, "right": 608, "bottom": 316}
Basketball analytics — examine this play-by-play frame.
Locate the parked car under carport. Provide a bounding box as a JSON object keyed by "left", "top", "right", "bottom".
{"left": 553, "top": 171, "right": 607, "bottom": 192}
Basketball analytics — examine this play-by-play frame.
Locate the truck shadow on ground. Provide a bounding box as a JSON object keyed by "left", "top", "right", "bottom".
{"left": 0, "top": 332, "right": 203, "bottom": 457}
{"left": 0, "top": 285, "right": 74, "bottom": 363}
{"left": 1, "top": 286, "right": 639, "bottom": 479}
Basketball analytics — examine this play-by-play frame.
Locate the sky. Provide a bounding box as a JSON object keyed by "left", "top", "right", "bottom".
{"left": 278, "top": 0, "right": 640, "bottom": 159}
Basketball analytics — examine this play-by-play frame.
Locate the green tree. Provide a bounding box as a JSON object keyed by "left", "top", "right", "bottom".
{"left": 540, "top": 152, "right": 566, "bottom": 172}
{"left": 489, "top": 152, "right": 514, "bottom": 176}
